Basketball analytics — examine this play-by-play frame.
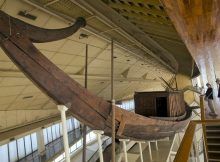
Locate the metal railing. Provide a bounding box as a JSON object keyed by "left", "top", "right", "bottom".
{"left": 19, "top": 128, "right": 88, "bottom": 162}
{"left": 88, "top": 137, "right": 112, "bottom": 162}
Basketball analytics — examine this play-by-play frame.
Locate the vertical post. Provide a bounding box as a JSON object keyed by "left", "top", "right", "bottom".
{"left": 138, "top": 142, "right": 143, "bottom": 162}
{"left": 94, "top": 130, "right": 104, "bottom": 162}
{"left": 119, "top": 139, "right": 129, "bottom": 162}
{"left": 111, "top": 39, "right": 115, "bottom": 162}
{"left": 137, "top": 141, "right": 145, "bottom": 162}
{"left": 82, "top": 44, "right": 88, "bottom": 162}
{"left": 155, "top": 140, "right": 158, "bottom": 151}
{"left": 148, "top": 141, "right": 153, "bottom": 161}
{"left": 58, "top": 105, "right": 70, "bottom": 162}
{"left": 166, "top": 134, "right": 177, "bottom": 162}
{"left": 36, "top": 129, "right": 45, "bottom": 156}
{"left": 200, "top": 95, "right": 205, "bottom": 120}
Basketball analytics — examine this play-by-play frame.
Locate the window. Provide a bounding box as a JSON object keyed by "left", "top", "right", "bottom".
{"left": 0, "top": 144, "right": 9, "bottom": 162}
{"left": 47, "top": 127, "right": 53, "bottom": 143}
{"left": 24, "top": 135, "right": 32, "bottom": 155}
{"left": 17, "top": 138, "right": 25, "bottom": 159}
{"left": 76, "top": 140, "right": 82, "bottom": 148}
{"left": 9, "top": 141, "right": 18, "bottom": 162}
{"left": 43, "top": 129, "right": 48, "bottom": 144}
{"left": 55, "top": 124, "right": 60, "bottom": 138}
{"left": 52, "top": 125, "right": 57, "bottom": 140}
{"left": 31, "top": 133, "right": 38, "bottom": 151}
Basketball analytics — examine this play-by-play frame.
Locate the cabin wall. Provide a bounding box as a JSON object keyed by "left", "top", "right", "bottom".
{"left": 168, "top": 92, "right": 185, "bottom": 117}
{"left": 134, "top": 93, "right": 158, "bottom": 116}
{"left": 176, "top": 74, "right": 195, "bottom": 105}
{"left": 134, "top": 91, "right": 185, "bottom": 117}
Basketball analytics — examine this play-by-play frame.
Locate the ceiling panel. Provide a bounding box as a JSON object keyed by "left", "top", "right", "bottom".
{"left": 59, "top": 40, "right": 85, "bottom": 55}
{"left": 51, "top": 53, "right": 76, "bottom": 65}
{"left": 34, "top": 39, "right": 66, "bottom": 52}
{"left": 0, "top": 86, "right": 25, "bottom": 97}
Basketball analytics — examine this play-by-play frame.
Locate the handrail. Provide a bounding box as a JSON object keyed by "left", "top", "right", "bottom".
{"left": 174, "top": 95, "right": 220, "bottom": 161}
{"left": 88, "top": 137, "right": 112, "bottom": 162}
{"left": 200, "top": 95, "right": 208, "bottom": 161}
{"left": 174, "top": 121, "right": 196, "bottom": 162}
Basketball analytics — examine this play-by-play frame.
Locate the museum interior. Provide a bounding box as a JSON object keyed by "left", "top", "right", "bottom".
{"left": 0, "top": 0, "right": 220, "bottom": 162}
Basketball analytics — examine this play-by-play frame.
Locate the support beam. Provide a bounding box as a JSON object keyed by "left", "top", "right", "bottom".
{"left": 36, "top": 129, "right": 46, "bottom": 156}
{"left": 119, "top": 139, "right": 130, "bottom": 162}
{"left": 58, "top": 105, "right": 70, "bottom": 162}
{"left": 94, "top": 130, "right": 104, "bottom": 162}
{"left": 148, "top": 141, "right": 153, "bottom": 161}
{"left": 133, "top": 140, "right": 145, "bottom": 162}
{"left": 111, "top": 39, "right": 116, "bottom": 162}
{"left": 82, "top": 44, "right": 88, "bottom": 162}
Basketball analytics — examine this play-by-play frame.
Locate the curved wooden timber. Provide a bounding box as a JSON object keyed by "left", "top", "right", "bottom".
{"left": 0, "top": 11, "right": 191, "bottom": 140}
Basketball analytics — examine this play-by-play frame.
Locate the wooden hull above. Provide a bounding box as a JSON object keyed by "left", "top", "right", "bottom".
{"left": 0, "top": 11, "right": 191, "bottom": 140}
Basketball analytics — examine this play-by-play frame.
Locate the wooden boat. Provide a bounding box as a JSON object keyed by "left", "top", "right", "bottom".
{"left": 0, "top": 11, "right": 191, "bottom": 140}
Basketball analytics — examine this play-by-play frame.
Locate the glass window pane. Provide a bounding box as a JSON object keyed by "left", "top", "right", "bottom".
{"left": 71, "top": 118, "right": 75, "bottom": 129}
{"left": 31, "top": 133, "right": 37, "bottom": 151}
{"left": 52, "top": 125, "right": 57, "bottom": 140}
{"left": 66, "top": 119, "right": 70, "bottom": 132}
{"left": 60, "top": 123, "right": 63, "bottom": 135}
{"left": 76, "top": 140, "right": 82, "bottom": 148}
{"left": 17, "top": 138, "right": 25, "bottom": 159}
{"left": 47, "top": 127, "right": 53, "bottom": 143}
{"left": 68, "top": 119, "right": 73, "bottom": 131}
{"left": 0, "top": 144, "right": 9, "bottom": 162}
{"left": 9, "top": 141, "right": 18, "bottom": 162}
{"left": 43, "top": 129, "right": 48, "bottom": 145}
{"left": 55, "top": 124, "right": 60, "bottom": 138}
{"left": 24, "top": 135, "right": 32, "bottom": 155}
{"left": 70, "top": 144, "right": 76, "bottom": 152}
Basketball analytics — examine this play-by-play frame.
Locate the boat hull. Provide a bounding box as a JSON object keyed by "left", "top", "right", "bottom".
{"left": 0, "top": 11, "right": 191, "bottom": 140}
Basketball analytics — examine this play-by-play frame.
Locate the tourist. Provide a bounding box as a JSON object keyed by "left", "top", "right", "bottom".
{"left": 205, "top": 83, "right": 217, "bottom": 116}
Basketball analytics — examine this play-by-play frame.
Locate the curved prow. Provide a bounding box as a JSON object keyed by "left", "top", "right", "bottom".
{"left": 27, "top": 17, "right": 86, "bottom": 43}
{"left": 0, "top": 11, "right": 86, "bottom": 43}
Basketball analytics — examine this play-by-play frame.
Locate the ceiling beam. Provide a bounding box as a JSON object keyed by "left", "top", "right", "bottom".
{"left": 0, "top": 69, "right": 160, "bottom": 83}
{"left": 108, "top": 1, "right": 165, "bottom": 17}
{"left": 73, "top": 0, "right": 178, "bottom": 73}
{"left": 129, "top": 17, "right": 173, "bottom": 30}
{"left": 120, "top": 11, "right": 171, "bottom": 25}
{"left": 111, "top": 0, "right": 161, "bottom": 6}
